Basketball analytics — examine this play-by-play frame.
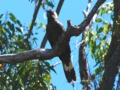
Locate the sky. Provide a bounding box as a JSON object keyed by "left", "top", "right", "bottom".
{"left": 0, "top": 0, "right": 111, "bottom": 90}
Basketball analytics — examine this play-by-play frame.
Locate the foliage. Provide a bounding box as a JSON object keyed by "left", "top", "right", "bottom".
{"left": 86, "top": 1, "right": 113, "bottom": 87}
{"left": 0, "top": 12, "right": 56, "bottom": 90}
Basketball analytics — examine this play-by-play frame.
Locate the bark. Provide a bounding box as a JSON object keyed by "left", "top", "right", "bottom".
{"left": 79, "top": 0, "right": 92, "bottom": 90}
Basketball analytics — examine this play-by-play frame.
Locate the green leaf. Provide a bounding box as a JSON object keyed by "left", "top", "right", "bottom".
{"left": 95, "top": 66, "right": 104, "bottom": 75}
{"left": 81, "top": 81, "right": 89, "bottom": 86}
{"left": 7, "top": 21, "right": 15, "bottom": 32}
{"left": 9, "top": 13, "right": 17, "bottom": 23}
{"left": 50, "top": 67, "right": 57, "bottom": 74}
{"left": 98, "top": 27, "right": 104, "bottom": 33}
{"left": 17, "top": 20, "right": 22, "bottom": 27}
{"left": 102, "top": 20, "right": 108, "bottom": 25}
{"left": 32, "top": 37, "right": 37, "bottom": 41}
{"left": 96, "top": 18, "right": 102, "bottom": 22}
{"left": 7, "top": 21, "right": 12, "bottom": 29}
{"left": 89, "top": 31, "right": 93, "bottom": 41}
{"left": 5, "top": 28, "right": 12, "bottom": 37}
{"left": 0, "top": 20, "right": 2, "bottom": 25}
{"left": 103, "top": 25, "right": 109, "bottom": 35}
{"left": 91, "top": 40, "right": 96, "bottom": 54}
{"left": 40, "top": 22, "right": 44, "bottom": 27}
{"left": 11, "top": 23, "right": 15, "bottom": 32}
{"left": 16, "top": 27, "right": 23, "bottom": 33}
{"left": 37, "top": 22, "right": 46, "bottom": 29}
{"left": 35, "top": 32, "right": 38, "bottom": 35}
{"left": 1, "top": 27, "right": 6, "bottom": 33}
{"left": 0, "top": 14, "right": 3, "bottom": 19}
{"left": 101, "top": 7, "right": 107, "bottom": 15}
{"left": 43, "top": 72, "right": 51, "bottom": 83}
{"left": 46, "top": 0, "right": 54, "bottom": 8}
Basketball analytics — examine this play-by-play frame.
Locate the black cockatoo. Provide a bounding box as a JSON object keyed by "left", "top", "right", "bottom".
{"left": 46, "top": 10, "right": 76, "bottom": 83}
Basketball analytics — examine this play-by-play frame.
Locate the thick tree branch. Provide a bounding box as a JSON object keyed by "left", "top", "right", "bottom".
{"left": 40, "top": 0, "right": 64, "bottom": 48}
{"left": 79, "top": 0, "right": 93, "bottom": 90}
{"left": 0, "top": 0, "right": 105, "bottom": 63}
{"left": 99, "top": 43, "right": 120, "bottom": 90}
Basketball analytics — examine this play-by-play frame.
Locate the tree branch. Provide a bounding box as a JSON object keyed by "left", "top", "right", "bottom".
{"left": 0, "top": 0, "right": 105, "bottom": 63}
{"left": 27, "top": 0, "right": 42, "bottom": 43}
{"left": 79, "top": 0, "right": 93, "bottom": 90}
{"left": 56, "top": 0, "right": 64, "bottom": 15}
{"left": 99, "top": 43, "right": 120, "bottom": 90}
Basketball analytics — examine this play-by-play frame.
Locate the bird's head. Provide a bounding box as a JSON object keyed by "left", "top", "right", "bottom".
{"left": 46, "top": 9, "right": 58, "bottom": 21}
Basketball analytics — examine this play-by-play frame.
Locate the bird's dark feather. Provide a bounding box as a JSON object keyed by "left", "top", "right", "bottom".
{"left": 47, "top": 21, "right": 64, "bottom": 44}
{"left": 46, "top": 10, "right": 76, "bottom": 83}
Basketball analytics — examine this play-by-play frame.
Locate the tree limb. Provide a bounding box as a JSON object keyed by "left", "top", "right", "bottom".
{"left": 99, "top": 43, "right": 120, "bottom": 90}
{"left": 79, "top": 0, "right": 93, "bottom": 90}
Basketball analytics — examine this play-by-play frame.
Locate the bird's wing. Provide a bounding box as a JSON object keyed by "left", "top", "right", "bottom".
{"left": 46, "top": 19, "right": 76, "bottom": 83}
{"left": 46, "top": 20, "right": 65, "bottom": 47}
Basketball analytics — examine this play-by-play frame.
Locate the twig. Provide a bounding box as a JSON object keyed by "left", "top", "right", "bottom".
{"left": 51, "top": 61, "right": 61, "bottom": 68}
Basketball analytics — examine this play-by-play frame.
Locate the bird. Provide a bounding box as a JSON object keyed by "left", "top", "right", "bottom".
{"left": 46, "top": 9, "right": 76, "bottom": 83}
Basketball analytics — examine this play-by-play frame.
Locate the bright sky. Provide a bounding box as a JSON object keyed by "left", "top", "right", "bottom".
{"left": 0, "top": 0, "right": 111, "bottom": 90}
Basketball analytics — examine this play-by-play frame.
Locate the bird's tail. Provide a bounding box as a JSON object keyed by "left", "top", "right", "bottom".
{"left": 62, "top": 60, "right": 76, "bottom": 83}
